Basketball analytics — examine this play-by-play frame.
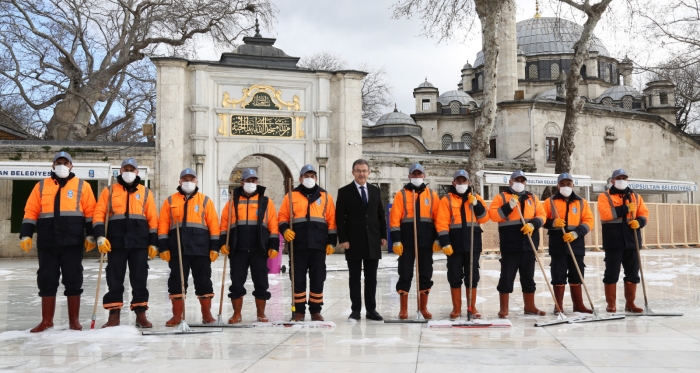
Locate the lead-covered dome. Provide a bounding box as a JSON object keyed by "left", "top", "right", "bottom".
{"left": 474, "top": 17, "right": 610, "bottom": 66}
{"left": 596, "top": 85, "right": 642, "bottom": 103}
{"left": 437, "top": 90, "right": 477, "bottom": 106}
{"left": 375, "top": 107, "right": 417, "bottom": 126}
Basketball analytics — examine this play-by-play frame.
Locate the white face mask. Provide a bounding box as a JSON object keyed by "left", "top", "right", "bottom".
{"left": 243, "top": 182, "right": 257, "bottom": 194}
{"left": 455, "top": 184, "right": 469, "bottom": 194}
{"left": 53, "top": 165, "right": 70, "bottom": 178}
{"left": 511, "top": 182, "right": 525, "bottom": 193}
{"left": 410, "top": 178, "right": 424, "bottom": 187}
{"left": 121, "top": 172, "right": 136, "bottom": 184}
{"left": 302, "top": 178, "right": 316, "bottom": 189}
{"left": 559, "top": 186, "right": 573, "bottom": 197}
{"left": 614, "top": 180, "right": 628, "bottom": 190}
{"left": 181, "top": 181, "right": 196, "bottom": 194}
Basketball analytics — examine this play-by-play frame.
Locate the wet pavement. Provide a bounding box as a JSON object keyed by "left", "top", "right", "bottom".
{"left": 0, "top": 249, "right": 699, "bottom": 372}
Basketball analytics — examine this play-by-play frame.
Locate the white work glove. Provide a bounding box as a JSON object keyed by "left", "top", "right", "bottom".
{"left": 508, "top": 196, "right": 519, "bottom": 208}
{"left": 97, "top": 236, "right": 107, "bottom": 246}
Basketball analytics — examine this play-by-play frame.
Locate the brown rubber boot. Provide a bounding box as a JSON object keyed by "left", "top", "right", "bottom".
{"left": 199, "top": 297, "right": 216, "bottom": 324}
{"left": 498, "top": 293, "right": 509, "bottom": 318}
{"left": 553, "top": 285, "right": 566, "bottom": 315}
{"left": 293, "top": 313, "right": 305, "bottom": 321}
{"left": 604, "top": 283, "right": 617, "bottom": 313}
{"left": 398, "top": 291, "right": 409, "bottom": 320}
{"left": 523, "top": 293, "right": 546, "bottom": 316}
{"left": 311, "top": 313, "right": 324, "bottom": 321}
{"left": 624, "top": 282, "right": 644, "bottom": 313}
{"left": 419, "top": 290, "right": 432, "bottom": 320}
{"left": 449, "top": 288, "right": 462, "bottom": 320}
{"left": 468, "top": 288, "right": 481, "bottom": 319}
{"left": 67, "top": 295, "right": 83, "bottom": 331}
{"left": 255, "top": 298, "right": 268, "bottom": 322}
{"left": 165, "top": 298, "right": 184, "bottom": 327}
{"left": 134, "top": 308, "right": 152, "bottom": 328}
{"left": 570, "top": 284, "right": 592, "bottom": 314}
{"left": 228, "top": 298, "right": 243, "bottom": 324}
{"left": 102, "top": 309, "right": 121, "bottom": 328}
{"left": 30, "top": 296, "right": 56, "bottom": 333}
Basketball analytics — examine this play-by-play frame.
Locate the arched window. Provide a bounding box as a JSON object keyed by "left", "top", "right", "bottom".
{"left": 580, "top": 65, "right": 587, "bottom": 79}
{"left": 461, "top": 133, "right": 473, "bottom": 148}
{"left": 622, "top": 96, "right": 633, "bottom": 110}
{"left": 660, "top": 93, "right": 669, "bottom": 105}
{"left": 601, "top": 97, "right": 613, "bottom": 106}
{"left": 449, "top": 101, "right": 460, "bottom": 114}
{"left": 441, "top": 134, "right": 453, "bottom": 150}
{"left": 604, "top": 64, "right": 611, "bottom": 82}
{"left": 529, "top": 64, "right": 539, "bottom": 80}
{"left": 551, "top": 63, "right": 560, "bottom": 80}
{"left": 477, "top": 75, "right": 483, "bottom": 90}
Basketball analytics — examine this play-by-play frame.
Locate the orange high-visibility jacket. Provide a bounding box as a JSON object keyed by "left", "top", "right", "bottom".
{"left": 389, "top": 185, "right": 440, "bottom": 250}
{"left": 488, "top": 190, "right": 546, "bottom": 252}
{"left": 435, "top": 188, "right": 490, "bottom": 252}
{"left": 220, "top": 186, "right": 280, "bottom": 254}
{"left": 93, "top": 179, "right": 158, "bottom": 250}
{"left": 543, "top": 193, "right": 594, "bottom": 256}
{"left": 21, "top": 174, "right": 96, "bottom": 249}
{"left": 597, "top": 189, "right": 649, "bottom": 250}
{"left": 158, "top": 190, "right": 220, "bottom": 256}
{"left": 278, "top": 186, "right": 337, "bottom": 250}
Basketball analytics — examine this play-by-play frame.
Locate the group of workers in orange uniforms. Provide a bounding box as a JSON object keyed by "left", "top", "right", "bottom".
{"left": 20, "top": 152, "right": 650, "bottom": 330}
{"left": 389, "top": 164, "right": 649, "bottom": 320}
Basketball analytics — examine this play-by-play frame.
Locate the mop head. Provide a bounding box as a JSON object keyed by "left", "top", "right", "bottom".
{"left": 428, "top": 319, "right": 512, "bottom": 329}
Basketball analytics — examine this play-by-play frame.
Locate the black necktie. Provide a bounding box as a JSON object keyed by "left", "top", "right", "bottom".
{"left": 360, "top": 185, "right": 368, "bottom": 207}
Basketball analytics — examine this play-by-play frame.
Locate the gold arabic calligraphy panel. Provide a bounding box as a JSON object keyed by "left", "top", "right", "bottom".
{"left": 229, "top": 115, "right": 292, "bottom": 137}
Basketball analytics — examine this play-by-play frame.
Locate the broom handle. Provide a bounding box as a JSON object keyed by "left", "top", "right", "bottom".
{"left": 174, "top": 214, "right": 186, "bottom": 321}
{"left": 629, "top": 195, "right": 649, "bottom": 307}
{"left": 467, "top": 201, "right": 475, "bottom": 321}
{"left": 516, "top": 201, "right": 563, "bottom": 315}
{"left": 288, "top": 179, "right": 296, "bottom": 316}
{"left": 219, "top": 193, "right": 233, "bottom": 317}
{"left": 413, "top": 191, "right": 421, "bottom": 313}
{"left": 91, "top": 183, "right": 112, "bottom": 329}
{"left": 551, "top": 205, "right": 597, "bottom": 313}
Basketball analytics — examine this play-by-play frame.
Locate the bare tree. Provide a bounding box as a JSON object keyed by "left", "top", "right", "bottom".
{"left": 550, "top": 0, "right": 615, "bottom": 175}
{"left": 651, "top": 58, "right": 700, "bottom": 133}
{"left": 298, "top": 52, "right": 393, "bottom": 123}
{"left": 0, "top": 0, "right": 274, "bottom": 141}
{"left": 392, "top": 0, "right": 516, "bottom": 189}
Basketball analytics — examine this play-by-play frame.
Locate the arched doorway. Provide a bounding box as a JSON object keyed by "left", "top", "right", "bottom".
{"left": 228, "top": 153, "right": 293, "bottom": 204}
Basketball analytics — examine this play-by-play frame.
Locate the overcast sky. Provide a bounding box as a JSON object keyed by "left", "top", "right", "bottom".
{"left": 197, "top": 0, "right": 631, "bottom": 122}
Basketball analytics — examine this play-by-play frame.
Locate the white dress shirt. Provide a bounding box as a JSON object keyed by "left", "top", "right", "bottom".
{"left": 354, "top": 181, "right": 368, "bottom": 200}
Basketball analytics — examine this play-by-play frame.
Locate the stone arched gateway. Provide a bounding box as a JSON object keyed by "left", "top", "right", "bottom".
{"left": 151, "top": 29, "right": 365, "bottom": 211}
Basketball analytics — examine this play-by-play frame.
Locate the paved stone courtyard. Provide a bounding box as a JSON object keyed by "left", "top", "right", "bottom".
{"left": 0, "top": 249, "right": 699, "bottom": 372}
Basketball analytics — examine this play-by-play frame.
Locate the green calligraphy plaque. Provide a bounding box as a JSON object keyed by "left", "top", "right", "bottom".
{"left": 245, "top": 92, "right": 279, "bottom": 110}
{"left": 230, "top": 115, "right": 293, "bottom": 137}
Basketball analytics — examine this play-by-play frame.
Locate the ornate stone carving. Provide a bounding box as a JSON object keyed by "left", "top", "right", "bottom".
{"left": 605, "top": 125, "right": 617, "bottom": 141}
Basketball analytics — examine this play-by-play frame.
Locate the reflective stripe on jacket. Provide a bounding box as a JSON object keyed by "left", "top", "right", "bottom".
{"left": 220, "top": 186, "right": 280, "bottom": 255}
{"left": 93, "top": 178, "right": 158, "bottom": 249}
{"left": 435, "top": 190, "right": 490, "bottom": 252}
{"left": 21, "top": 174, "right": 96, "bottom": 249}
{"left": 488, "top": 190, "right": 546, "bottom": 252}
{"left": 158, "top": 189, "right": 220, "bottom": 256}
{"left": 543, "top": 192, "right": 594, "bottom": 256}
{"left": 389, "top": 185, "right": 439, "bottom": 250}
{"left": 597, "top": 189, "right": 649, "bottom": 250}
{"left": 278, "top": 186, "right": 337, "bottom": 250}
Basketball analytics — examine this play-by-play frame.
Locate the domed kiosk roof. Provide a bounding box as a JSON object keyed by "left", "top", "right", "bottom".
{"left": 535, "top": 88, "right": 557, "bottom": 101}
{"left": 474, "top": 17, "right": 610, "bottom": 66}
{"left": 437, "top": 90, "right": 477, "bottom": 106}
{"left": 375, "top": 107, "right": 417, "bottom": 126}
{"left": 596, "top": 85, "right": 642, "bottom": 103}
{"left": 417, "top": 78, "right": 436, "bottom": 89}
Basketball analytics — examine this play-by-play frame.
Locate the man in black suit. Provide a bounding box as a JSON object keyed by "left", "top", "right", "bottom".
{"left": 336, "top": 159, "right": 387, "bottom": 321}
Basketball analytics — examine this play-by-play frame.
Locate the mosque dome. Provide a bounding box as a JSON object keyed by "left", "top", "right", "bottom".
{"left": 416, "top": 79, "right": 436, "bottom": 89}
{"left": 535, "top": 88, "right": 557, "bottom": 101}
{"left": 437, "top": 90, "right": 477, "bottom": 106}
{"left": 596, "top": 85, "right": 642, "bottom": 102}
{"left": 474, "top": 17, "right": 610, "bottom": 67}
{"left": 375, "top": 107, "right": 417, "bottom": 126}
